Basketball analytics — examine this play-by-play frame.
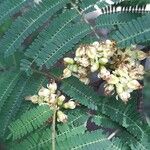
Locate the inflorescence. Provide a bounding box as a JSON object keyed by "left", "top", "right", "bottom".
{"left": 63, "top": 40, "right": 147, "bottom": 102}
{"left": 25, "top": 81, "right": 76, "bottom": 123}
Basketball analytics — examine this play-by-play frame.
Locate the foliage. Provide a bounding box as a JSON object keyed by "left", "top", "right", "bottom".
{"left": 0, "top": 0, "right": 150, "bottom": 149}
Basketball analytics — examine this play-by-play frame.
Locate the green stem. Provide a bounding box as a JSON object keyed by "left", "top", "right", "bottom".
{"left": 52, "top": 108, "right": 57, "bottom": 150}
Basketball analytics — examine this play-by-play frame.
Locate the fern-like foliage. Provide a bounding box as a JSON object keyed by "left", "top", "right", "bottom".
{"left": 0, "top": 0, "right": 150, "bottom": 149}
{"left": 11, "top": 110, "right": 88, "bottom": 150}
{"left": 61, "top": 77, "right": 98, "bottom": 110}
{"left": 21, "top": 9, "right": 80, "bottom": 74}
{"left": 56, "top": 130, "right": 127, "bottom": 150}
{"left": 0, "top": 0, "right": 68, "bottom": 57}
{"left": 8, "top": 105, "right": 52, "bottom": 140}
{"left": 0, "top": 73, "right": 46, "bottom": 138}
{"left": 112, "top": 14, "right": 150, "bottom": 47}
{"left": 61, "top": 76, "right": 150, "bottom": 149}
{"left": 0, "top": 0, "right": 28, "bottom": 26}
{"left": 0, "top": 70, "right": 21, "bottom": 113}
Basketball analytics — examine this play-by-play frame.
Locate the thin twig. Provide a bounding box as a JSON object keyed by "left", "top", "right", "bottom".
{"left": 32, "top": 69, "right": 61, "bottom": 82}
{"left": 70, "top": 1, "right": 100, "bottom": 40}
{"left": 52, "top": 108, "right": 57, "bottom": 150}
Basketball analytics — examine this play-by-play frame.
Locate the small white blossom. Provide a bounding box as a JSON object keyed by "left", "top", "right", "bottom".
{"left": 25, "top": 95, "right": 38, "bottom": 104}
{"left": 57, "top": 95, "right": 65, "bottom": 106}
{"left": 47, "top": 82, "right": 57, "bottom": 94}
{"left": 64, "top": 57, "right": 74, "bottom": 64}
{"left": 86, "top": 46, "right": 97, "bottom": 59}
{"left": 57, "top": 111, "right": 68, "bottom": 123}
{"left": 63, "top": 68, "right": 72, "bottom": 78}
{"left": 63, "top": 101, "right": 76, "bottom": 109}
{"left": 91, "top": 62, "right": 99, "bottom": 72}
{"left": 38, "top": 87, "right": 50, "bottom": 97}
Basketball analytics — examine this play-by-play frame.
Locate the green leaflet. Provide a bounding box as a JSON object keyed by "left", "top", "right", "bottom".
{"left": 0, "top": 73, "right": 46, "bottom": 138}
{"left": 60, "top": 77, "right": 98, "bottom": 110}
{"left": 0, "top": 0, "right": 68, "bottom": 57}
{"left": 60, "top": 76, "right": 150, "bottom": 149}
{"left": 112, "top": 14, "right": 150, "bottom": 47}
{"left": 0, "top": 0, "right": 28, "bottom": 26}
{"left": 20, "top": 9, "right": 80, "bottom": 75}
{"left": 8, "top": 105, "right": 52, "bottom": 140}
{"left": 12, "top": 112, "right": 88, "bottom": 150}
{"left": 0, "top": 70, "right": 21, "bottom": 113}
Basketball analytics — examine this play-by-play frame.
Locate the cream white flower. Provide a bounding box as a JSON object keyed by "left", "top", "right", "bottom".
{"left": 25, "top": 95, "right": 38, "bottom": 104}
{"left": 78, "top": 67, "right": 87, "bottom": 76}
{"left": 64, "top": 57, "right": 74, "bottom": 64}
{"left": 68, "top": 64, "right": 78, "bottom": 72}
{"left": 99, "top": 57, "right": 108, "bottom": 64}
{"left": 57, "top": 111, "right": 68, "bottom": 123}
{"left": 92, "top": 41, "right": 99, "bottom": 48}
{"left": 75, "top": 46, "right": 85, "bottom": 57}
{"left": 63, "top": 68, "right": 72, "bottom": 78}
{"left": 98, "top": 66, "right": 110, "bottom": 79}
{"left": 47, "top": 82, "right": 57, "bottom": 94}
{"left": 38, "top": 87, "right": 50, "bottom": 97}
{"left": 80, "top": 77, "right": 90, "bottom": 85}
{"left": 104, "top": 84, "right": 114, "bottom": 95}
{"left": 116, "top": 84, "right": 124, "bottom": 94}
{"left": 106, "top": 39, "right": 113, "bottom": 46}
{"left": 107, "top": 74, "right": 119, "bottom": 85}
{"left": 118, "top": 91, "right": 130, "bottom": 102}
{"left": 136, "top": 50, "right": 147, "bottom": 60}
{"left": 79, "top": 57, "right": 90, "bottom": 67}
{"left": 86, "top": 46, "right": 97, "bottom": 59}
{"left": 91, "top": 62, "right": 99, "bottom": 72}
{"left": 57, "top": 95, "right": 65, "bottom": 106}
{"left": 63, "top": 101, "right": 76, "bottom": 109}
{"left": 49, "top": 94, "right": 57, "bottom": 104}
{"left": 127, "top": 80, "right": 142, "bottom": 90}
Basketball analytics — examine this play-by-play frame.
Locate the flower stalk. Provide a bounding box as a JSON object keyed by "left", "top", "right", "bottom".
{"left": 52, "top": 107, "right": 57, "bottom": 150}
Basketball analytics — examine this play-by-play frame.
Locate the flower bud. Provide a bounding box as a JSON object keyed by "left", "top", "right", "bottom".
{"left": 64, "top": 57, "right": 74, "bottom": 64}
{"left": 78, "top": 67, "right": 87, "bottom": 76}
{"left": 57, "top": 111, "right": 68, "bottom": 123}
{"left": 68, "top": 64, "right": 78, "bottom": 72}
{"left": 76, "top": 46, "right": 85, "bottom": 57}
{"left": 98, "top": 66, "right": 110, "bottom": 80}
{"left": 80, "top": 77, "right": 90, "bottom": 85}
{"left": 57, "top": 95, "right": 65, "bottom": 106}
{"left": 118, "top": 92, "right": 130, "bottom": 102}
{"left": 104, "top": 84, "right": 114, "bottom": 95}
{"left": 25, "top": 95, "right": 39, "bottom": 104}
{"left": 91, "top": 62, "right": 99, "bottom": 72}
{"left": 63, "top": 101, "right": 76, "bottom": 109}
{"left": 116, "top": 84, "right": 124, "bottom": 94}
{"left": 127, "top": 80, "right": 142, "bottom": 90}
{"left": 80, "top": 57, "right": 90, "bottom": 67}
{"left": 86, "top": 46, "right": 97, "bottom": 59}
{"left": 38, "top": 87, "right": 50, "bottom": 97}
{"left": 92, "top": 41, "right": 99, "bottom": 48}
{"left": 49, "top": 94, "right": 57, "bottom": 104}
{"left": 136, "top": 50, "right": 147, "bottom": 60}
{"left": 107, "top": 74, "right": 119, "bottom": 84}
{"left": 63, "top": 68, "right": 72, "bottom": 78}
{"left": 47, "top": 81, "right": 57, "bottom": 94}
{"left": 99, "top": 57, "right": 108, "bottom": 64}
{"left": 106, "top": 39, "right": 113, "bottom": 46}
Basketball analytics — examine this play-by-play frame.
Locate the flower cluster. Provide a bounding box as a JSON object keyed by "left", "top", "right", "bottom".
{"left": 25, "top": 81, "right": 76, "bottom": 123}
{"left": 63, "top": 40, "right": 147, "bottom": 102}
